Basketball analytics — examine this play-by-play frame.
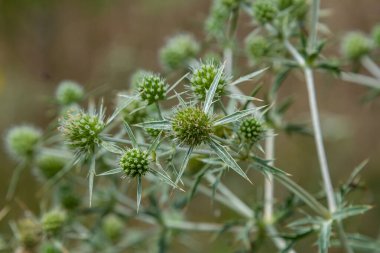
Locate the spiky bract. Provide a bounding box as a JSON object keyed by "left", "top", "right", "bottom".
{"left": 189, "top": 61, "right": 228, "bottom": 100}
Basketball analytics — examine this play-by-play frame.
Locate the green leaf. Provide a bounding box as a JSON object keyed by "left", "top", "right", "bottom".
{"left": 136, "top": 120, "right": 172, "bottom": 130}
{"left": 150, "top": 169, "right": 181, "bottom": 190}
{"left": 107, "top": 95, "right": 137, "bottom": 125}
{"left": 213, "top": 106, "right": 265, "bottom": 126}
{"left": 331, "top": 233, "right": 380, "bottom": 251}
{"left": 175, "top": 146, "right": 194, "bottom": 185}
{"left": 98, "top": 168, "right": 123, "bottom": 176}
{"left": 147, "top": 131, "right": 162, "bottom": 155}
{"left": 230, "top": 67, "right": 268, "bottom": 86}
{"left": 136, "top": 175, "right": 142, "bottom": 213}
{"left": 101, "top": 141, "right": 124, "bottom": 154}
{"left": 166, "top": 72, "right": 189, "bottom": 94}
{"left": 318, "top": 220, "right": 332, "bottom": 253}
{"left": 203, "top": 63, "right": 225, "bottom": 114}
{"left": 123, "top": 121, "right": 138, "bottom": 149}
{"left": 208, "top": 138, "right": 251, "bottom": 183}
{"left": 253, "top": 157, "right": 329, "bottom": 218}
{"left": 333, "top": 205, "right": 372, "bottom": 220}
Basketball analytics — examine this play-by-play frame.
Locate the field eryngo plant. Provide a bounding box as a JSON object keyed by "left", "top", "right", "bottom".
{"left": 2, "top": 0, "right": 380, "bottom": 252}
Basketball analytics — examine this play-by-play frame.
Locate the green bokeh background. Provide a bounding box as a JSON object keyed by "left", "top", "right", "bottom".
{"left": 0, "top": 0, "right": 380, "bottom": 252}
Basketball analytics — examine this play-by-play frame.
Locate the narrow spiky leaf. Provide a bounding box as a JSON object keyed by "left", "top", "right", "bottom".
{"left": 208, "top": 138, "right": 251, "bottom": 183}
{"left": 203, "top": 63, "right": 225, "bottom": 113}
{"left": 175, "top": 146, "right": 194, "bottom": 185}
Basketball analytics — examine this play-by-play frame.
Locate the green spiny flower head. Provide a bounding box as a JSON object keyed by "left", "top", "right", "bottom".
{"left": 245, "top": 35, "right": 269, "bottom": 60}
{"left": 5, "top": 125, "right": 42, "bottom": 160}
{"left": 59, "top": 185, "right": 80, "bottom": 210}
{"left": 146, "top": 127, "right": 161, "bottom": 139}
{"left": 17, "top": 218, "right": 41, "bottom": 249}
{"left": 55, "top": 80, "right": 84, "bottom": 106}
{"left": 102, "top": 214, "right": 124, "bottom": 242}
{"left": 341, "top": 32, "right": 373, "bottom": 60}
{"left": 252, "top": 0, "right": 277, "bottom": 24}
{"left": 159, "top": 33, "right": 200, "bottom": 70}
{"left": 119, "top": 148, "right": 150, "bottom": 178}
{"left": 205, "top": 1, "right": 230, "bottom": 39}
{"left": 372, "top": 24, "right": 380, "bottom": 46}
{"left": 130, "top": 69, "right": 150, "bottom": 89}
{"left": 40, "top": 242, "right": 63, "bottom": 253}
{"left": 59, "top": 109, "right": 105, "bottom": 155}
{"left": 36, "top": 153, "right": 66, "bottom": 179}
{"left": 239, "top": 117, "right": 265, "bottom": 143}
{"left": 138, "top": 73, "right": 168, "bottom": 105}
{"left": 221, "top": 0, "right": 241, "bottom": 9}
{"left": 189, "top": 61, "right": 228, "bottom": 100}
{"left": 171, "top": 107, "right": 213, "bottom": 147}
{"left": 41, "top": 210, "right": 66, "bottom": 236}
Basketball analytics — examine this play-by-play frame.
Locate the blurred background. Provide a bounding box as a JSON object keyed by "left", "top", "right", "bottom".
{"left": 0, "top": 0, "right": 379, "bottom": 252}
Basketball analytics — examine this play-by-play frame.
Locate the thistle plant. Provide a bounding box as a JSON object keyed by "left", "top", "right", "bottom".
{"left": 3, "top": 1, "right": 380, "bottom": 253}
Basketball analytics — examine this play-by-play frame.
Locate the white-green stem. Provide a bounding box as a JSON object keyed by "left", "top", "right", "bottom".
{"left": 361, "top": 56, "right": 380, "bottom": 80}
{"left": 285, "top": 40, "right": 354, "bottom": 253}
{"left": 205, "top": 174, "right": 254, "bottom": 218}
{"left": 224, "top": 47, "right": 233, "bottom": 77}
{"left": 341, "top": 72, "right": 380, "bottom": 89}
{"left": 304, "top": 67, "right": 337, "bottom": 212}
{"left": 285, "top": 41, "right": 336, "bottom": 212}
{"left": 264, "top": 130, "right": 275, "bottom": 222}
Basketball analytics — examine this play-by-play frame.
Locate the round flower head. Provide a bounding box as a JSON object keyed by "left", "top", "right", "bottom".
{"left": 372, "top": 24, "right": 380, "bottom": 47}
{"left": 221, "top": 0, "right": 241, "bottom": 9}
{"left": 5, "top": 125, "right": 42, "bottom": 160}
{"left": 341, "top": 32, "right": 373, "bottom": 60}
{"left": 239, "top": 117, "right": 265, "bottom": 144}
{"left": 41, "top": 210, "right": 66, "bottom": 236}
{"left": 55, "top": 80, "right": 84, "bottom": 106}
{"left": 130, "top": 69, "right": 150, "bottom": 89}
{"left": 252, "top": 0, "right": 277, "bottom": 24}
{"left": 205, "top": 1, "right": 230, "bottom": 39}
{"left": 119, "top": 148, "right": 150, "bottom": 178}
{"left": 245, "top": 35, "right": 269, "bottom": 60}
{"left": 102, "top": 214, "right": 124, "bottom": 242}
{"left": 17, "top": 218, "right": 41, "bottom": 249}
{"left": 159, "top": 33, "right": 200, "bottom": 70}
{"left": 138, "top": 73, "right": 168, "bottom": 105}
{"left": 59, "top": 185, "right": 80, "bottom": 210}
{"left": 40, "top": 242, "right": 62, "bottom": 253}
{"left": 59, "top": 110, "right": 105, "bottom": 155}
{"left": 189, "top": 61, "right": 228, "bottom": 100}
{"left": 171, "top": 107, "right": 213, "bottom": 147}
{"left": 36, "top": 153, "right": 67, "bottom": 179}
{"left": 145, "top": 127, "right": 161, "bottom": 139}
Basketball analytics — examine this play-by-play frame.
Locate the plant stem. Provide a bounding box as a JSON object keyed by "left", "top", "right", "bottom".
{"left": 285, "top": 40, "right": 354, "bottom": 253}
{"left": 304, "top": 67, "right": 336, "bottom": 212}
{"left": 263, "top": 130, "right": 275, "bottom": 222}
{"left": 156, "top": 102, "right": 163, "bottom": 119}
{"left": 341, "top": 72, "right": 380, "bottom": 89}
{"left": 361, "top": 56, "right": 380, "bottom": 80}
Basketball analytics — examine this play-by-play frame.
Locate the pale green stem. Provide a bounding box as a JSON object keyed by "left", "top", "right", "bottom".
{"left": 205, "top": 174, "right": 254, "bottom": 218}
{"left": 285, "top": 40, "right": 354, "bottom": 253}
{"left": 361, "top": 56, "right": 380, "bottom": 80}
{"left": 341, "top": 72, "right": 380, "bottom": 89}
{"left": 264, "top": 130, "right": 275, "bottom": 223}
{"left": 6, "top": 162, "right": 25, "bottom": 200}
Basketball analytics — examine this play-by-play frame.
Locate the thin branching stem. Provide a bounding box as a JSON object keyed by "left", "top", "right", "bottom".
{"left": 361, "top": 56, "right": 380, "bottom": 80}
{"left": 264, "top": 130, "right": 275, "bottom": 222}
